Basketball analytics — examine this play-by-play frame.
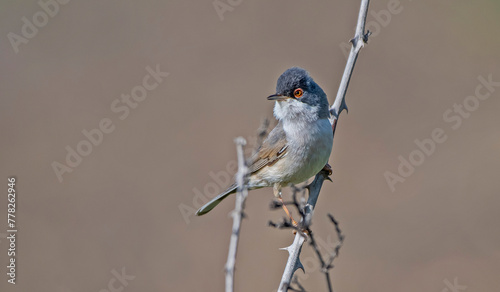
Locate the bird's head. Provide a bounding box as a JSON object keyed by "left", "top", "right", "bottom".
{"left": 268, "top": 67, "right": 330, "bottom": 122}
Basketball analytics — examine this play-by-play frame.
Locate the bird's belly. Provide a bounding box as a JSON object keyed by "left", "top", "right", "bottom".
{"left": 287, "top": 137, "right": 332, "bottom": 184}
{"left": 263, "top": 119, "right": 333, "bottom": 186}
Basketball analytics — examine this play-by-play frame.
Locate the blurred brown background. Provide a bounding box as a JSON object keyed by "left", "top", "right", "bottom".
{"left": 1, "top": 0, "right": 499, "bottom": 291}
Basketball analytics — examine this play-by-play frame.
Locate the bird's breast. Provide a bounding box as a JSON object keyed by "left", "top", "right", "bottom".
{"left": 281, "top": 118, "right": 333, "bottom": 184}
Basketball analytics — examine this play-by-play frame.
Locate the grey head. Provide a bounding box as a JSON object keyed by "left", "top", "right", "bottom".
{"left": 268, "top": 67, "right": 330, "bottom": 121}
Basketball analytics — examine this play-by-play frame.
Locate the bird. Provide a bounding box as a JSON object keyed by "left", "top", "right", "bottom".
{"left": 196, "top": 67, "right": 333, "bottom": 222}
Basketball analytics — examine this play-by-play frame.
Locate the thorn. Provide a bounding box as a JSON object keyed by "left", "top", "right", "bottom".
{"left": 326, "top": 177, "right": 333, "bottom": 182}
{"left": 341, "top": 98, "right": 349, "bottom": 114}
{"left": 294, "top": 259, "right": 305, "bottom": 273}
{"left": 279, "top": 245, "right": 292, "bottom": 253}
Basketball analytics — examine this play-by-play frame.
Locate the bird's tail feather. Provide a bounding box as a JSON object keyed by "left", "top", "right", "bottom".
{"left": 195, "top": 184, "right": 238, "bottom": 216}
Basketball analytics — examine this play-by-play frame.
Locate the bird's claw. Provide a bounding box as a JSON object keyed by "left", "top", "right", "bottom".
{"left": 322, "top": 163, "right": 333, "bottom": 176}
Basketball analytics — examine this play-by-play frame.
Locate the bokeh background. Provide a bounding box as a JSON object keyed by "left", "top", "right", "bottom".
{"left": 1, "top": 0, "right": 499, "bottom": 291}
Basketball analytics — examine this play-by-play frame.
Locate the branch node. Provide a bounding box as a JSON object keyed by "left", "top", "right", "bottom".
{"left": 364, "top": 30, "right": 372, "bottom": 42}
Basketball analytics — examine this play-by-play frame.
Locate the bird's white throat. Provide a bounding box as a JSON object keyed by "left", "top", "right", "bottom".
{"left": 273, "top": 100, "right": 320, "bottom": 124}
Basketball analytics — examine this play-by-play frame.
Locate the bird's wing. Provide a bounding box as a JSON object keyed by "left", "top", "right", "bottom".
{"left": 196, "top": 121, "right": 287, "bottom": 216}
{"left": 248, "top": 121, "right": 288, "bottom": 174}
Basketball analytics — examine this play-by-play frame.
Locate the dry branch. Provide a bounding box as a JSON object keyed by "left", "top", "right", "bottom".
{"left": 225, "top": 137, "right": 249, "bottom": 292}
{"left": 278, "top": 0, "right": 371, "bottom": 291}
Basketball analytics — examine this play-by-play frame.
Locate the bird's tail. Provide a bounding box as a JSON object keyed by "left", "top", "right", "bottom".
{"left": 196, "top": 184, "right": 238, "bottom": 216}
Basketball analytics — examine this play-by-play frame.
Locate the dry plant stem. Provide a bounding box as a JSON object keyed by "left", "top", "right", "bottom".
{"left": 290, "top": 276, "right": 307, "bottom": 292}
{"left": 225, "top": 137, "right": 249, "bottom": 292}
{"left": 308, "top": 230, "right": 333, "bottom": 291}
{"left": 330, "top": 0, "right": 371, "bottom": 122}
{"left": 278, "top": 0, "right": 370, "bottom": 291}
{"left": 307, "top": 215, "right": 344, "bottom": 292}
{"left": 278, "top": 172, "right": 328, "bottom": 292}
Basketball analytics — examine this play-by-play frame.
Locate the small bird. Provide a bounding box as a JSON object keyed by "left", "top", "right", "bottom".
{"left": 196, "top": 67, "right": 333, "bottom": 221}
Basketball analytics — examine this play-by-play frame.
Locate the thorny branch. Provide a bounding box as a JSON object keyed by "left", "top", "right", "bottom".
{"left": 330, "top": 0, "right": 372, "bottom": 122}
{"left": 225, "top": 137, "right": 249, "bottom": 292}
{"left": 269, "top": 182, "right": 344, "bottom": 292}
{"left": 225, "top": 121, "right": 268, "bottom": 292}
{"left": 275, "top": 0, "right": 371, "bottom": 291}
{"left": 284, "top": 215, "right": 344, "bottom": 291}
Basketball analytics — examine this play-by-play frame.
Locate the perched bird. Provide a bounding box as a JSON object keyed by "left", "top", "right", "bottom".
{"left": 196, "top": 67, "right": 333, "bottom": 221}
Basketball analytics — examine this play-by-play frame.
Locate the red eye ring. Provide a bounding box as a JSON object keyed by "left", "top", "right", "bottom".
{"left": 294, "top": 88, "right": 303, "bottom": 98}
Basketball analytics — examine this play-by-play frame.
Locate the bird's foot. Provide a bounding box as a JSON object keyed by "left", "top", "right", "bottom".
{"left": 293, "top": 228, "right": 310, "bottom": 236}
{"left": 322, "top": 163, "right": 333, "bottom": 176}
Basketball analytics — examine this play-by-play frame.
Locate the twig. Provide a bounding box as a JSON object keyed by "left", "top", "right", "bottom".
{"left": 277, "top": 0, "right": 370, "bottom": 291}
{"left": 225, "top": 137, "right": 249, "bottom": 292}
{"left": 330, "top": 0, "right": 371, "bottom": 122}
{"left": 308, "top": 229, "right": 333, "bottom": 291}
{"left": 307, "top": 214, "right": 345, "bottom": 292}
{"left": 287, "top": 276, "right": 307, "bottom": 292}
{"left": 325, "top": 214, "right": 345, "bottom": 267}
{"left": 277, "top": 171, "right": 329, "bottom": 292}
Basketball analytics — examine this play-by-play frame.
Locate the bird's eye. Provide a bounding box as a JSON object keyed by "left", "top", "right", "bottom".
{"left": 294, "top": 88, "right": 303, "bottom": 98}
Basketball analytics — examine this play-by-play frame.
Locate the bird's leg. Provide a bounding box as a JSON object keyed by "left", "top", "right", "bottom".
{"left": 274, "top": 184, "right": 298, "bottom": 227}
{"left": 279, "top": 196, "right": 298, "bottom": 227}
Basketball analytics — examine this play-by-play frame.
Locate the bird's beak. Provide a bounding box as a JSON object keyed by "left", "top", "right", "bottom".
{"left": 267, "top": 94, "right": 295, "bottom": 101}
